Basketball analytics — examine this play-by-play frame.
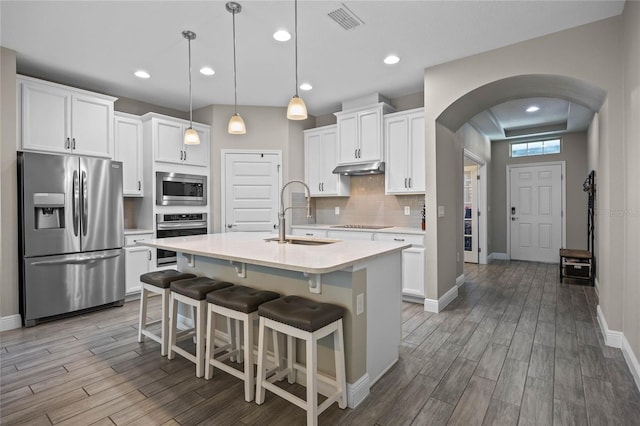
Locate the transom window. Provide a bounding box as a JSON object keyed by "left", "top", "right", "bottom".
{"left": 510, "top": 138, "right": 561, "bottom": 157}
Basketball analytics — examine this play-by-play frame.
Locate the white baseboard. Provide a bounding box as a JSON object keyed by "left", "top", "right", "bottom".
{"left": 456, "top": 274, "right": 465, "bottom": 288}
{"left": 489, "top": 252, "right": 509, "bottom": 261}
{"left": 597, "top": 305, "right": 640, "bottom": 392}
{"left": 622, "top": 335, "right": 640, "bottom": 393}
{"left": 597, "top": 305, "right": 623, "bottom": 348}
{"left": 424, "top": 285, "right": 458, "bottom": 313}
{"left": 0, "top": 314, "right": 22, "bottom": 332}
{"left": 347, "top": 373, "right": 370, "bottom": 408}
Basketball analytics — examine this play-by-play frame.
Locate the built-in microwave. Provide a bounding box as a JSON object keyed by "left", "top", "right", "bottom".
{"left": 156, "top": 172, "right": 207, "bottom": 206}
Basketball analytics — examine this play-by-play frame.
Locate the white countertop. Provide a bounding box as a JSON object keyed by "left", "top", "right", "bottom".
{"left": 138, "top": 232, "right": 410, "bottom": 274}
{"left": 292, "top": 224, "right": 425, "bottom": 235}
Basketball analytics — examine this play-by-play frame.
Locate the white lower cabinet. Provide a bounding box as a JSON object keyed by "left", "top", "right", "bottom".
{"left": 373, "top": 233, "right": 426, "bottom": 298}
{"left": 327, "top": 230, "right": 374, "bottom": 240}
{"left": 124, "top": 233, "right": 154, "bottom": 295}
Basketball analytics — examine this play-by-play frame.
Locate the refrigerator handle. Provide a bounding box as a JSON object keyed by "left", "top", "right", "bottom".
{"left": 73, "top": 170, "right": 79, "bottom": 237}
{"left": 81, "top": 170, "right": 88, "bottom": 236}
{"left": 30, "top": 252, "right": 120, "bottom": 266}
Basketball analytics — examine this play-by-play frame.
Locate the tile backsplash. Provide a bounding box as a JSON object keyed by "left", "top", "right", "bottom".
{"left": 292, "top": 174, "right": 425, "bottom": 228}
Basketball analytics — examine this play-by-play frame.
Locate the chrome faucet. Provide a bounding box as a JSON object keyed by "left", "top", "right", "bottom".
{"left": 279, "top": 180, "right": 311, "bottom": 243}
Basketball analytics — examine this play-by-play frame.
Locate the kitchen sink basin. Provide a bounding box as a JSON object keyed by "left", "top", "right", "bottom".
{"left": 264, "top": 236, "right": 339, "bottom": 246}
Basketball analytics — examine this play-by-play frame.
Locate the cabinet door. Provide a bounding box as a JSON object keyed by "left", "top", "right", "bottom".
{"left": 358, "top": 108, "right": 383, "bottom": 162}
{"left": 337, "top": 114, "right": 358, "bottom": 164}
{"left": 304, "top": 130, "right": 324, "bottom": 195}
{"left": 402, "top": 247, "right": 425, "bottom": 297}
{"left": 21, "top": 81, "right": 72, "bottom": 154}
{"left": 183, "top": 125, "right": 210, "bottom": 167}
{"left": 385, "top": 115, "right": 410, "bottom": 194}
{"left": 115, "top": 115, "right": 143, "bottom": 196}
{"left": 71, "top": 94, "right": 114, "bottom": 157}
{"left": 407, "top": 114, "right": 425, "bottom": 192}
{"left": 125, "top": 246, "right": 151, "bottom": 294}
{"left": 154, "top": 119, "right": 184, "bottom": 164}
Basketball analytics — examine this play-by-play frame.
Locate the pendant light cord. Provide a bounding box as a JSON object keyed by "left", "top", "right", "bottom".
{"left": 294, "top": 0, "right": 299, "bottom": 97}
{"left": 233, "top": 9, "right": 238, "bottom": 114}
{"left": 188, "top": 36, "right": 193, "bottom": 127}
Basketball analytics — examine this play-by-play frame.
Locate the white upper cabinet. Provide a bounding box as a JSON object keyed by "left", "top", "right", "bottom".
{"left": 304, "top": 125, "right": 349, "bottom": 197}
{"left": 384, "top": 108, "right": 425, "bottom": 194}
{"left": 114, "top": 112, "right": 144, "bottom": 196}
{"left": 144, "top": 114, "right": 210, "bottom": 167}
{"left": 335, "top": 103, "right": 394, "bottom": 165}
{"left": 19, "top": 76, "right": 116, "bottom": 158}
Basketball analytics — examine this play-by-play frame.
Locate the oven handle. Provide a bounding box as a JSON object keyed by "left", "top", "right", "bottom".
{"left": 156, "top": 221, "right": 207, "bottom": 230}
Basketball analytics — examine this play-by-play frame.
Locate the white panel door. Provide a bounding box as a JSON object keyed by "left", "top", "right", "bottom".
{"left": 509, "top": 164, "right": 562, "bottom": 262}
{"left": 464, "top": 164, "right": 479, "bottom": 263}
{"left": 224, "top": 152, "right": 280, "bottom": 232}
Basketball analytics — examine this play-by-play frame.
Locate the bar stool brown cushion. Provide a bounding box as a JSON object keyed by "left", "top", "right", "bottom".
{"left": 140, "top": 270, "right": 196, "bottom": 289}
{"left": 171, "top": 277, "right": 234, "bottom": 300}
{"left": 258, "top": 295, "right": 345, "bottom": 333}
{"left": 207, "top": 285, "right": 280, "bottom": 314}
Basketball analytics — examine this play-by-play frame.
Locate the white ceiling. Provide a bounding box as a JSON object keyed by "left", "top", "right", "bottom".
{"left": 1, "top": 0, "right": 625, "bottom": 122}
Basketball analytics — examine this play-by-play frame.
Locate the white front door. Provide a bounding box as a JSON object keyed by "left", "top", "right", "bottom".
{"left": 223, "top": 151, "right": 281, "bottom": 232}
{"left": 464, "top": 164, "right": 479, "bottom": 263}
{"left": 509, "top": 163, "right": 563, "bottom": 262}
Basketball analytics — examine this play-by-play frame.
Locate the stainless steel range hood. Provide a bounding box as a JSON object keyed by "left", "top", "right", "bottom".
{"left": 332, "top": 161, "right": 385, "bottom": 176}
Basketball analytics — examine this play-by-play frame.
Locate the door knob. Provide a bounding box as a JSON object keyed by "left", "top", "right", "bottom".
{"left": 511, "top": 217, "right": 519, "bottom": 221}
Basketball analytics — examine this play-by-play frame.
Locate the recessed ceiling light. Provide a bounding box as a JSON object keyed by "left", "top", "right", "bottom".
{"left": 134, "top": 70, "right": 151, "bottom": 79}
{"left": 384, "top": 55, "right": 400, "bottom": 65}
{"left": 526, "top": 106, "right": 540, "bottom": 112}
{"left": 300, "top": 83, "right": 312, "bottom": 91}
{"left": 200, "top": 67, "right": 215, "bottom": 76}
{"left": 273, "top": 30, "right": 291, "bottom": 42}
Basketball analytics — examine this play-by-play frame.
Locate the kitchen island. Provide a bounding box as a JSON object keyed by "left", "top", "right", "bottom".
{"left": 139, "top": 232, "right": 409, "bottom": 407}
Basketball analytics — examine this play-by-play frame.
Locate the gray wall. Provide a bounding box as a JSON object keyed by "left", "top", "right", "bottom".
{"left": 489, "top": 132, "right": 589, "bottom": 254}
{"left": 1, "top": 47, "right": 18, "bottom": 326}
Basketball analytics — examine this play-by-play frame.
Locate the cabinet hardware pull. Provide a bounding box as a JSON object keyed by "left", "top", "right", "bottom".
{"left": 394, "top": 238, "right": 405, "bottom": 242}
{"left": 72, "top": 138, "right": 76, "bottom": 150}
{"left": 65, "top": 137, "right": 70, "bottom": 149}
{"left": 408, "top": 177, "right": 411, "bottom": 188}
{"left": 321, "top": 182, "right": 324, "bottom": 191}
{"left": 404, "top": 178, "right": 407, "bottom": 188}
{"left": 138, "top": 181, "right": 141, "bottom": 191}
{"left": 306, "top": 233, "right": 313, "bottom": 236}
{"left": 319, "top": 183, "right": 321, "bottom": 192}
{"left": 148, "top": 251, "right": 151, "bottom": 261}
{"left": 183, "top": 150, "right": 186, "bottom": 161}
{"left": 354, "top": 148, "right": 357, "bottom": 159}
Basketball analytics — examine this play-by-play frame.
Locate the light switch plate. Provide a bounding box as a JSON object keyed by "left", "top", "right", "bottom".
{"left": 438, "top": 205, "right": 445, "bottom": 217}
{"left": 404, "top": 206, "right": 411, "bottom": 215}
{"left": 335, "top": 206, "right": 340, "bottom": 215}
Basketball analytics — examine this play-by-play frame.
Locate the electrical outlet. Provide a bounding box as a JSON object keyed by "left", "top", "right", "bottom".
{"left": 438, "top": 205, "right": 445, "bottom": 217}
{"left": 335, "top": 206, "right": 340, "bottom": 215}
{"left": 356, "top": 293, "right": 364, "bottom": 315}
{"left": 404, "top": 206, "right": 411, "bottom": 215}
{"left": 456, "top": 252, "right": 460, "bottom": 262}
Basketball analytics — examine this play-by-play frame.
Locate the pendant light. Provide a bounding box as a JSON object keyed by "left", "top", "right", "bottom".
{"left": 226, "top": 2, "right": 246, "bottom": 134}
{"left": 286, "top": 0, "right": 307, "bottom": 120}
{"left": 182, "top": 30, "right": 200, "bottom": 145}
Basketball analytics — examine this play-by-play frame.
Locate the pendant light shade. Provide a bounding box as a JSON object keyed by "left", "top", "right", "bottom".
{"left": 226, "top": 2, "right": 246, "bottom": 135}
{"left": 182, "top": 30, "right": 200, "bottom": 145}
{"left": 228, "top": 113, "right": 246, "bottom": 134}
{"left": 287, "top": 0, "right": 307, "bottom": 120}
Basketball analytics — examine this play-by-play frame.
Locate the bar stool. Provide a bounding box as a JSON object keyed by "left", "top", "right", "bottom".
{"left": 204, "top": 285, "right": 280, "bottom": 401}
{"left": 138, "top": 270, "right": 196, "bottom": 356}
{"left": 168, "top": 277, "right": 233, "bottom": 377}
{"left": 255, "top": 296, "right": 347, "bottom": 426}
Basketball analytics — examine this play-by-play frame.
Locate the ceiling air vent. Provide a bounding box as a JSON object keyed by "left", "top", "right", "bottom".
{"left": 328, "top": 3, "right": 364, "bottom": 31}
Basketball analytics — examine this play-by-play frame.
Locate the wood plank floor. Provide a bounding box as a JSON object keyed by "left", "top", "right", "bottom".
{"left": 2, "top": 260, "right": 640, "bottom": 425}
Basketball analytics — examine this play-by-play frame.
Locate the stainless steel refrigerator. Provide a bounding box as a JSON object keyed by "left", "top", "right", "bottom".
{"left": 18, "top": 151, "right": 125, "bottom": 327}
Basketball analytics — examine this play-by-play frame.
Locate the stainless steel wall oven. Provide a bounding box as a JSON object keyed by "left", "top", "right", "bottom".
{"left": 155, "top": 213, "right": 207, "bottom": 266}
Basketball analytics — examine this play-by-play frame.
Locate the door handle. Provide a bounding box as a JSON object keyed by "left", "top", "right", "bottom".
{"left": 183, "top": 150, "right": 187, "bottom": 161}
{"left": 81, "top": 171, "right": 88, "bottom": 236}
{"left": 227, "top": 224, "right": 237, "bottom": 229}
{"left": 65, "top": 137, "right": 70, "bottom": 150}
{"left": 138, "top": 181, "right": 141, "bottom": 191}
{"left": 404, "top": 178, "right": 408, "bottom": 188}
{"left": 72, "top": 170, "right": 79, "bottom": 237}
{"left": 511, "top": 217, "right": 519, "bottom": 221}
{"left": 72, "top": 138, "right": 76, "bottom": 150}
{"left": 408, "top": 178, "right": 412, "bottom": 188}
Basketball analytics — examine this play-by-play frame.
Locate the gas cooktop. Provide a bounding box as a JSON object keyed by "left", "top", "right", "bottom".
{"left": 330, "top": 225, "right": 393, "bottom": 229}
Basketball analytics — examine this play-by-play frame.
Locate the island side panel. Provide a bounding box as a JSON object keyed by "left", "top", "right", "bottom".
{"left": 177, "top": 253, "right": 367, "bottom": 384}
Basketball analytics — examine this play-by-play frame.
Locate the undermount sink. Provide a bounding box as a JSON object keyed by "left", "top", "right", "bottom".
{"left": 264, "top": 236, "right": 339, "bottom": 246}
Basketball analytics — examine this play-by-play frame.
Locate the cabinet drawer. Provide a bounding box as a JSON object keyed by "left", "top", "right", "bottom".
{"left": 292, "top": 229, "right": 328, "bottom": 238}
{"left": 374, "top": 233, "right": 425, "bottom": 247}
{"left": 125, "top": 233, "right": 153, "bottom": 247}
{"left": 327, "top": 230, "right": 374, "bottom": 240}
